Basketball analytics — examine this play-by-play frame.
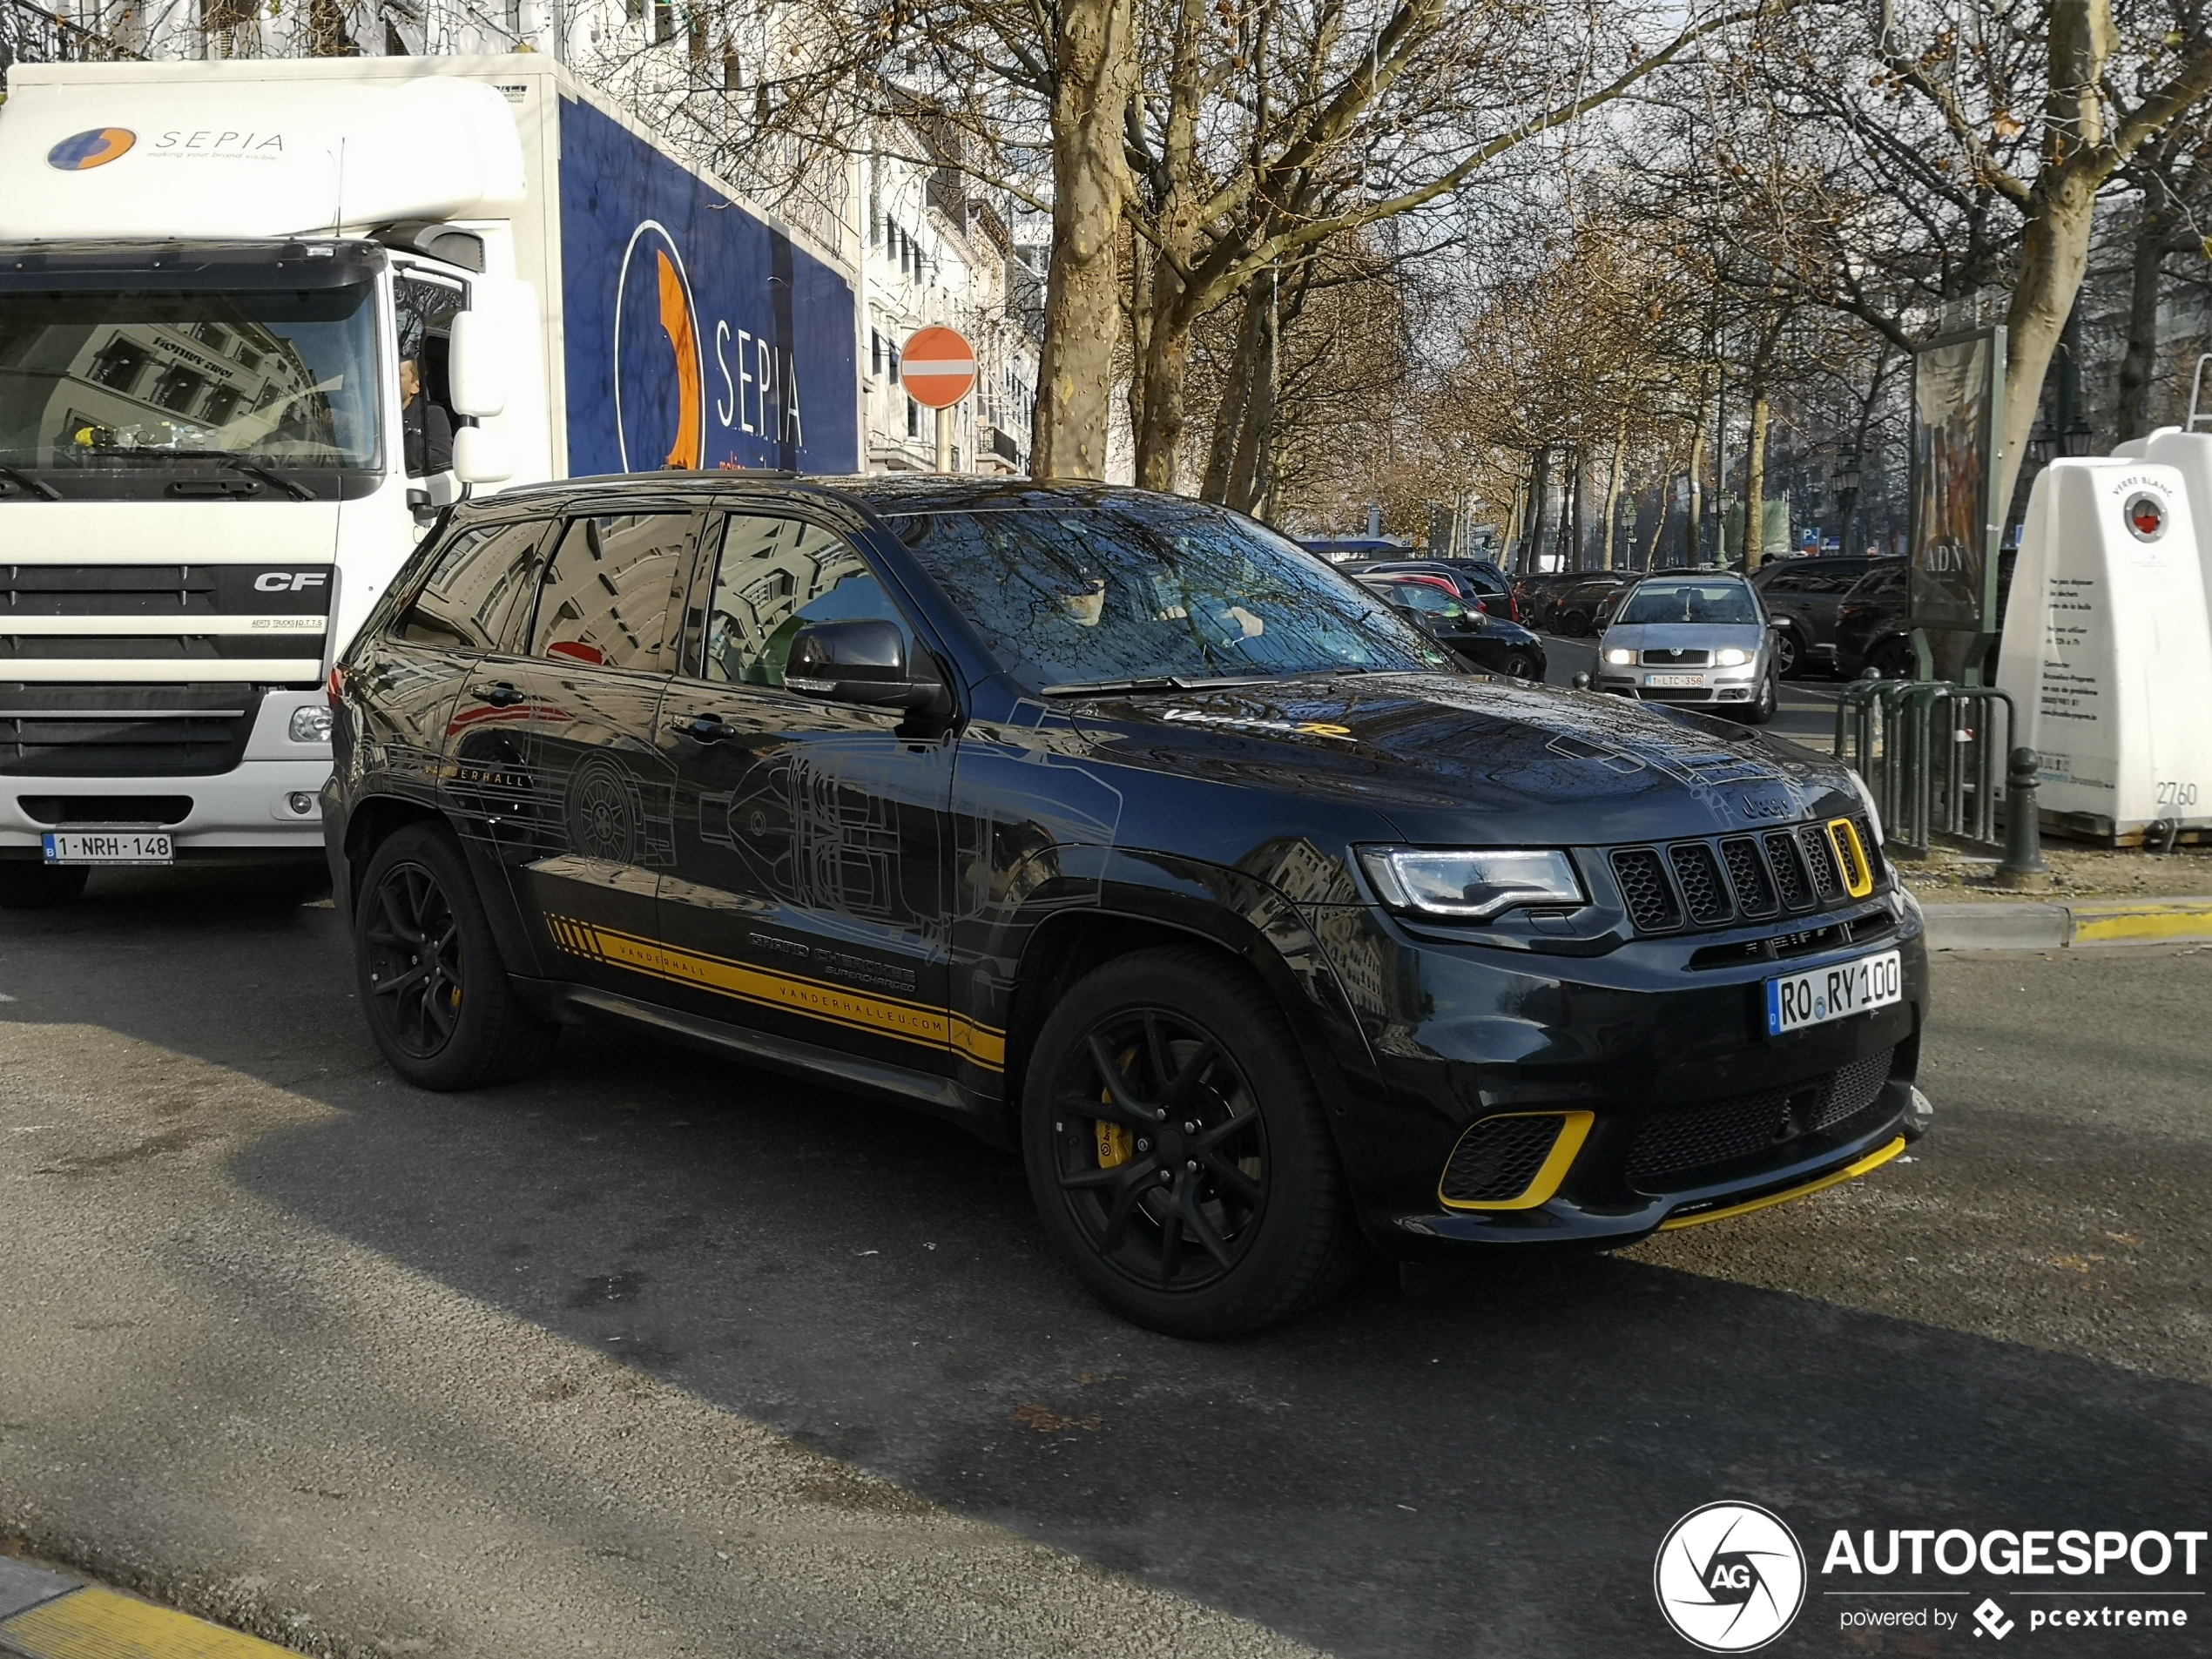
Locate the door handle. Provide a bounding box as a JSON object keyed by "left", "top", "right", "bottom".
{"left": 476, "top": 683, "right": 524, "bottom": 708}
{"left": 676, "top": 713, "right": 738, "bottom": 743}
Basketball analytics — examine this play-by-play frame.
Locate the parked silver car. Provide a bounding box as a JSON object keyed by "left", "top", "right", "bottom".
{"left": 1593, "top": 573, "right": 1779, "bottom": 724}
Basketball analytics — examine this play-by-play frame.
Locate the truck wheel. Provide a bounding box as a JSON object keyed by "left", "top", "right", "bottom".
{"left": 0, "top": 862, "right": 90, "bottom": 909}
{"left": 1022, "top": 948, "right": 1363, "bottom": 1338}
{"left": 354, "top": 821, "right": 556, "bottom": 1090}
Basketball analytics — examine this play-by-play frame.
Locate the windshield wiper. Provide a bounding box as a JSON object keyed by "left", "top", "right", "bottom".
{"left": 75, "top": 448, "right": 320, "bottom": 500}
{"left": 0, "top": 464, "right": 60, "bottom": 501}
{"left": 218, "top": 458, "right": 315, "bottom": 501}
{"left": 1041, "top": 672, "right": 1295, "bottom": 698}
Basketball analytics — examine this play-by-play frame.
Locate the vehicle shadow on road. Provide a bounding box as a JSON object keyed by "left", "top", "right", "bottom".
{"left": 8, "top": 867, "right": 2210, "bottom": 1659}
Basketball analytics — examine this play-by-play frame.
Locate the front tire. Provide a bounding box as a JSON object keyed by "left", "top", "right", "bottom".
{"left": 1732, "top": 670, "right": 1780, "bottom": 725}
{"left": 1774, "top": 624, "right": 1805, "bottom": 678}
{"left": 1498, "top": 650, "right": 1539, "bottom": 680}
{"left": 0, "top": 862, "right": 89, "bottom": 909}
{"left": 1022, "top": 948, "right": 1362, "bottom": 1338}
{"left": 354, "top": 820, "right": 556, "bottom": 1089}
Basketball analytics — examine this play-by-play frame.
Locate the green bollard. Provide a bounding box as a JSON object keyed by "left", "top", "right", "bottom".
{"left": 1993, "top": 745, "right": 2053, "bottom": 891}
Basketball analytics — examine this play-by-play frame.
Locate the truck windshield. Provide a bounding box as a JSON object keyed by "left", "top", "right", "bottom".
{"left": 0, "top": 282, "right": 380, "bottom": 482}
{"left": 891, "top": 503, "right": 1450, "bottom": 691}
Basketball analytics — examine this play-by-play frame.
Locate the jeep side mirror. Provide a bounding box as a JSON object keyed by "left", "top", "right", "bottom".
{"left": 785, "top": 618, "right": 951, "bottom": 714}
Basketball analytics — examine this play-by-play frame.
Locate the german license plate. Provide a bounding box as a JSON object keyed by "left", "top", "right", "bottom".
{"left": 42, "top": 830, "right": 172, "bottom": 866}
{"left": 1645, "top": 672, "right": 1703, "bottom": 687}
{"left": 1767, "top": 949, "right": 1901, "bottom": 1035}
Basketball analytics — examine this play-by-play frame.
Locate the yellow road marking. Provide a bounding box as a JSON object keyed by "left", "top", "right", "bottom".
{"left": 1, "top": 1587, "right": 299, "bottom": 1658}
{"left": 546, "top": 915, "right": 1006, "bottom": 1068}
{"left": 2067, "top": 900, "right": 2212, "bottom": 945}
{"left": 1657, "top": 1136, "right": 1907, "bottom": 1231}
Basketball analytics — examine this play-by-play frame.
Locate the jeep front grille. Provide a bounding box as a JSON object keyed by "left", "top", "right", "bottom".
{"left": 1614, "top": 816, "right": 1885, "bottom": 937}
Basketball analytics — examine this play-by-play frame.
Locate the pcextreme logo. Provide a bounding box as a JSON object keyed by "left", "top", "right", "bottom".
{"left": 613, "top": 220, "right": 705, "bottom": 473}
{"left": 1655, "top": 1502, "right": 1808, "bottom": 1652}
{"left": 47, "top": 127, "right": 135, "bottom": 170}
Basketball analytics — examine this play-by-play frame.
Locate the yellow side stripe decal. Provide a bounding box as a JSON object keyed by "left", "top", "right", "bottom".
{"left": 2, "top": 1585, "right": 301, "bottom": 1658}
{"left": 545, "top": 915, "right": 1006, "bottom": 1069}
{"left": 1657, "top": 1135, "right": 1906, "bottom": 1231}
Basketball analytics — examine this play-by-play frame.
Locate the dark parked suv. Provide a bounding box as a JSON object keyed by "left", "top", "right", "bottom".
{"left": 1750, "top": 556, "right": 1890, "bottom": 678}
{"left": 326, "top": 476, "right": 1929, "bottom": 1337}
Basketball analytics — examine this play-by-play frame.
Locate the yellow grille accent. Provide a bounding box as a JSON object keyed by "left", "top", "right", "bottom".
{"left": 1827, "top": 817, "right": 1874, "bottom": 898}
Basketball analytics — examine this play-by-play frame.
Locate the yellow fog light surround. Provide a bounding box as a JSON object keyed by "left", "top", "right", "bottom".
{"left": 1827, "top": 815, "right": 1875, "bottom": 898}
{"left": 1437, "top": 1109, "right": 1594, "bottom": 1211}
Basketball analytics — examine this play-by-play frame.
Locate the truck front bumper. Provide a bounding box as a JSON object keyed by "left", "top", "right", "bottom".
{"left": 0, "top": 690, "right": 334, "bottom": 852}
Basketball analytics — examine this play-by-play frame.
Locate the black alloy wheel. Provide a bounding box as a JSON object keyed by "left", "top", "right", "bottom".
{"left": 354, "top": 820, "right": 557, "bottom": 1089}
{"left": 364, "top": 860, "right": 465, "bottom": 1061}
{"left": 1051, "top": 1009, "right": 1271, "bottom": 1292}
{"left": 1499, "top": 651, "right": 1539, "bottom": 680}
{"left": 1023, "top": 948, "right": 1361, "bottom": 1337}
{"left": 1774, "top": 624, "right": 1804, "bottom": 678}
{"left": 1869, "top": 636, "right": 1916, "bottom": 679}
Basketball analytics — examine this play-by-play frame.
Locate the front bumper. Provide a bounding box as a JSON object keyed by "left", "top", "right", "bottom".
{"left": 0, "top": 690, "right": 333, "bottom": 851}
{"left": 1595, "top": 670, "right": 1761, "bottom": 705}
{"left": 1308, "top": 893, "right": 1927, "bottom": 1257}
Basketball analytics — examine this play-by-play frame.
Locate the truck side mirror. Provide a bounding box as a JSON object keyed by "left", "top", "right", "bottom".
{"left": 451, "top": 426, "right": 514, "bottom": 485}
{"left": 448, "top": 311, "right": 507, "bottom": 419}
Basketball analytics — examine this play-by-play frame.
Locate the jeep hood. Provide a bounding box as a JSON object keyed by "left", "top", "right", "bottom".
{"left": 1066, "top": 672, "right": 1854, "bottom": 845}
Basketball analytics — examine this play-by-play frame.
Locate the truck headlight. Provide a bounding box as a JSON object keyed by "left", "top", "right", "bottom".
{"left": 1359, "top": 846, "right": 1584, "bottom": 920}
{"left": 1603, "top": 648, "right": 1635, "bottom": 664}
{"left": 1714, "top": 647, "right": 1750, "bottom": 666}
{"left": 288, "top": 705, "right": 334, "bottom": 745}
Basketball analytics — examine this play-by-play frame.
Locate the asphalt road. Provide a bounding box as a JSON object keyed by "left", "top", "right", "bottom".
{"left": 3, "top": 867, "right": 2209, "bottom": 1659}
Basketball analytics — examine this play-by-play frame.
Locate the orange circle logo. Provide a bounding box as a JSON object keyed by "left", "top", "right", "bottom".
{"left": 48, "top": 128, "right": 136, "bottom": 170}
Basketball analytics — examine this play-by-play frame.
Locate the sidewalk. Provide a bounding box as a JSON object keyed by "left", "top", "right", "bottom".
{"left": 2, "top": 1555, "right": 297, "bottom": 1659}
{"left": 1921, "top": 896, "right": 2212, "bottom": 951}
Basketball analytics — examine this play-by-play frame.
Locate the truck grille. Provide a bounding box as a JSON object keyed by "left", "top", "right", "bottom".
{"left": 1610, "top": 816, "right": 1884, "bottom": 936}
{"left": 0, "top": 563, "right": 331, "bottom": 668}
{"left": 1627, "top": 1046, "right": 1896, "bottom": 1189}
{"left": 0, "top": 685, "right": 263, "bottom": 778}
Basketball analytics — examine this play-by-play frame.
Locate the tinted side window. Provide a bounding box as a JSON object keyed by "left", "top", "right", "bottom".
{"left": 530, "top": 511, "right": 691, "bottom": 671}
{"left": 698, "top": 513, "right": 912, "bottom": 689}
{"left": 396, "top": 517, "right": 550, "bottom": 651}
{"left": 1761, "top": 570, "right": 1810, "bottom": 593}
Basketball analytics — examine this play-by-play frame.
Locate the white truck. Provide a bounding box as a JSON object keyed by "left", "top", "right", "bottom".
{"left": 0, "top": 54, "right": 859, "bottom": 904}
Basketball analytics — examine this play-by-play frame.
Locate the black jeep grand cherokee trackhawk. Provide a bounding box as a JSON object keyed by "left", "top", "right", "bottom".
{"left": 326, "top": 477, "right": 1930, "bottom": 1338}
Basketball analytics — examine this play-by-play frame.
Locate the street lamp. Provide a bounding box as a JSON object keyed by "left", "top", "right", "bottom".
{"left": 1620, "top": 498, "right": 1638, "bottom": 569}
{"left": 1837, "top": 463, "right": 1863, "bottom": 556}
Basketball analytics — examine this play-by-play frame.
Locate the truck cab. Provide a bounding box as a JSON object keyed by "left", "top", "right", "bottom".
{"left": 0, "top": 65, "right": 538, "bottom": 904}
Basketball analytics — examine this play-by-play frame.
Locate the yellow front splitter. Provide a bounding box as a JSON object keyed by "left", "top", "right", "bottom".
{"left": 1656, "top": 1136, "right": 1907, "bottom": 1231}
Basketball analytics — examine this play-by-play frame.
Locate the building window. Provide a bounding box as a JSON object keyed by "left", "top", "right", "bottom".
{"left": 149, "top": 365, "right": 205, "bottom": 414}
{"left": 907, "top": 398, "right": 918, "bottom": 438}
{"left": 87, "top": 337, "right": 148, "bottom": 393}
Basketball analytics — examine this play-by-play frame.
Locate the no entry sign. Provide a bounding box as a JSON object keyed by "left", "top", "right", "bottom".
{"left": 901, "top": 326, "right": 975, "bottom": 408}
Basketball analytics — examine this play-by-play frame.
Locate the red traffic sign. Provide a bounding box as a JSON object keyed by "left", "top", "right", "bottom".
{"left": 900, "top": 326, "right": 975, "bottom": 409}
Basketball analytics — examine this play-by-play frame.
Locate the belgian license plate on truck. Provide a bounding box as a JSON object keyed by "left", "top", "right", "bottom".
{"left": 42, "top": 830, "right": 172, "bottom": 866}
{"left": 1767, "top": 949, "right": 1900, "bottom": 1035}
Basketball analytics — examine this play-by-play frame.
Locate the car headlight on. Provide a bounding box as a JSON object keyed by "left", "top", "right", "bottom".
{"left": 1714, "top": 647, "right": 1750, "bottom": 666}
{"left": 288, "top": 705, "right": 335, "bottom": 745}
{"left": 1603, "top": 647, "right": 1636, "bottom": 665}
{"left": 1359, "top": 846, "right": 1584, "bottom": 920}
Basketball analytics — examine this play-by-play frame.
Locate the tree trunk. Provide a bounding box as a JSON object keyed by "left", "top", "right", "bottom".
{"left": 1567, "top": 444, "right": 1585, "bottom": 571}
{"left": 1199, "top": 293, "right": 1258, "bottom": 502}
{"left": 1684, "top": 413, "right": 1707, "bottom": 571}
{"left": 2116, "top": 173, "right": 2170, "bottom": 442}
{"left": 1997, "top": 174, "right": 2101, "bottom": 527}
{"left": 1028, "top": 0, "right": 1136, "bottom": 481}
{"left": 1225, "top": 265, "right": 1278, "bottom": 512}
{"left": 1601, "top": 415, "right": 1627, "bottom": 570}
{"left": 1524, "top": 444, "right": 1554, "bottom": 572}
{"left": 1744, "top": 391, "right": 1771, "bottom": 575}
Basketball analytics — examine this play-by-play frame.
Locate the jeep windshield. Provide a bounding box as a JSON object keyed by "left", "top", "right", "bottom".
{"left": 890, "top": 503, "right": 1451, "bottom": 691}
{"left": 0, "top": 245, "right": 381, "bottom": 499}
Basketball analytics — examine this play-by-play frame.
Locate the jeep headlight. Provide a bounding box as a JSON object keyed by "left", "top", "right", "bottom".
{"left": 1604, "top": 647, "right": 1635, "bottom": 664}
{"left": 288, "top": 705, "right": 334, "bottom": 745}
{"left": 1714, "top": 647, "right": 1750, "bottom": 666}
{"left": 1359, "top": 846, "right": 1584, "bottom": 920}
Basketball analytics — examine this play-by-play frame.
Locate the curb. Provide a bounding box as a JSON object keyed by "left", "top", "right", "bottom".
{"left": 1922, "top": 897, "right": 2212, "bottom": 951}
{"left": 0, "top": 1556, "right": 297, "bottom": 1658}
